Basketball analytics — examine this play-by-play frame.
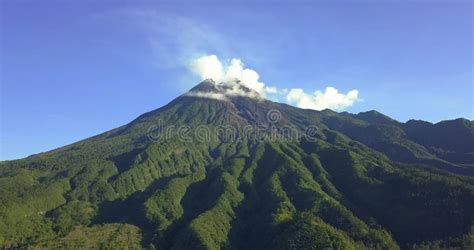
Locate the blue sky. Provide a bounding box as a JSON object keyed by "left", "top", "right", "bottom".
{"left": 1, "top": 0, "right": 472, "bottom": 160}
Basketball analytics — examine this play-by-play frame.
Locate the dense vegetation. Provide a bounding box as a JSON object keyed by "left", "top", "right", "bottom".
{"left": 1, "top": 81, "right": 473, "bottom": 249}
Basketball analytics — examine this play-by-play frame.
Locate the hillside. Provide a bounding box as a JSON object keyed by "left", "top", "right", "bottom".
{"left": 1, "top": 80, "right": 473, "bottom": 249}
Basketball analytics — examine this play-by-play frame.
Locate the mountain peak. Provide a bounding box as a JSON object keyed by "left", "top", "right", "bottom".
{"left": 186, "top": 79, "right": 262, "bottom": 100}
{"left": 356, "top": 110, "right": 398, "bottom": 124}
{"left": 189, "top": 79, "right": 219, "bottom": 93}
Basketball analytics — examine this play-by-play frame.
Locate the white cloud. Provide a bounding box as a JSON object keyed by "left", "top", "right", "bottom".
{"left": 265, "top": 86, "right": 278, "bottom": 94}
{"left": 223, "top": 58, "right": 244, "bottom": 81}
{"left": 189, "top": 55, "right": 274, "bottom": 98}
{"left": 190, "top": 55, "right": 223, "bottom": 81}
{"left": 286, "top": 87, "right": 359, "bottom": 111}
{"left": 185, "top": 91, "right": 228, "bottom": 101}
{"left": 189, "top": 55, "right": 360, "bottom": 110}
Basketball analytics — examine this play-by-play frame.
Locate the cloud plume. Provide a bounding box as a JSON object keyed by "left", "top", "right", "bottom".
{"left": 190, "top": 55, "right": 268, "bottom": 96}
{"left": 286, "top": 87, "right": 359, "bottom": 111}
{"left": 190, "top": 55, "right": 224, "bottom": 81}
{"left": 186, "top": 91, "right": 228, "bottom": 101}
{"left": 189, "top": 55, "right": 360, "bottom": 111}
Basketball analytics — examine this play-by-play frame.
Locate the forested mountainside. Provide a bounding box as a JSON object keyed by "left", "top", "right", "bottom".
{"left": 1, "top": 80, "right": 473, "bottom": 249}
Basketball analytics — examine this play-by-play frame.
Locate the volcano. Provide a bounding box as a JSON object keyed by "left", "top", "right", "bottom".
{"left": 1, "top": 80, "right": 473, "bottom": 249}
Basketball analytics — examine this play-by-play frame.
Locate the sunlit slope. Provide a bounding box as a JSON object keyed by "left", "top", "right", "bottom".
{"left": 1, "top": 81, "right": 473, "bottom": 249}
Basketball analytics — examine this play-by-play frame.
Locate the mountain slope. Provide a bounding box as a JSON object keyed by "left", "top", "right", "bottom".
{"left": 1, "top": 80, "right": 473, "bottom": 249}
